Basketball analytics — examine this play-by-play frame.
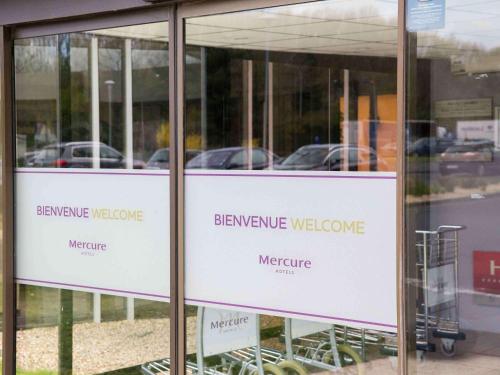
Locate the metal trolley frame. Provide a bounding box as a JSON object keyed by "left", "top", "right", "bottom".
{"left": 142, "top": 307, "right": 272, "bottom": 375}
{"left": 141, "top": 308, "right": 366, "bottom": 375}
{"left": 415, "top": 225, "right": 466, "bottom": 358}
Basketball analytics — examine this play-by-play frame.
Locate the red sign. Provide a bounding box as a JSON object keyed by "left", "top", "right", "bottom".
{"left": 474, "top": 251, "right": 500, "bottom": 294}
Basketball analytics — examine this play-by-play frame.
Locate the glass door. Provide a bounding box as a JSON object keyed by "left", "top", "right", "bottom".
{"left": 180, "top": 1, "right": 399, "bottom": 374}
{"left": 14, "top": 18, "right": 172, "bottom": 374}
{"left": 405, "top": 0, "right": 500, "bottom": 373}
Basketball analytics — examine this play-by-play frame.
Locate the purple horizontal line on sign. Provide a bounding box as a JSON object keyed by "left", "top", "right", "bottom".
{"left": 185, "top": 297, "right": 397, "bottom": 329}
{"left": 14, "top": 169, "right": 169, "bottom": 177}
{"left": 16, "top": 278, "right": 170, "bottom": 300}
{"left": 185, "top": 172, "right": 396, "bottom": 180}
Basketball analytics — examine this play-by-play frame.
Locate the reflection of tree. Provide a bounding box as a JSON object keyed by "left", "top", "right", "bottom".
{"left": 416, "top": 33, "right": 486, "bottom": 60}
{"left": 186, "top": 134, "right": 202, "bottom": 149}
{"left": 14, "top": 36, "right": 58, "bottom": 74}
{"left": 156, "top": 122, "right": 169, "bottom": 148}
{"left": 154, "top": 122, "right": 202, "bottom": 150}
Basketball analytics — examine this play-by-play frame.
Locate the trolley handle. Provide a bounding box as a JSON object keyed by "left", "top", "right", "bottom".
{"left": 436, "top": 225, "right": 465, "bottom": 233}
{"left": 416, "top": 225, "right": 465, "bottom": 235}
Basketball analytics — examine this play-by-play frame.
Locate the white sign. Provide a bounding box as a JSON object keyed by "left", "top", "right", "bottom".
{"left": 406, "top": 0, "right": 445, "bottom": 32}
{"left": 427, "top": 264, "right": 456, "bottom": 307}
{"left": 435, "top": 98, "right": 492, "bottom": 119}
{"left": 15, "top": 168, "right": 170, "bottom": 301}
{"left": 185, "top": 170, "right": 397, "bottom": 332}
{"left": 457, "top": 120, "right": 494, "bottom": 141}
{"left": 201, "top": 307, "right": 257, "bottom": 356}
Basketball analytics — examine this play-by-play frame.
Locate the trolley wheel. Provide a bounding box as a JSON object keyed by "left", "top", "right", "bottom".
{"left": 249, "top": 363, "right": 286, "bottom": 375}
{"left": 322, "top": 344, "right": 365, "bottom": 375}
{"left": 477, "top": 164, "right": 486, "bottom": 177}
{"left": 388, "top": 355, "right": 398, "bottom": 370}
{"left": 440, "top": 339, "right": 456, "bottom": 358}
{"left": 416, "top": 350, "right": 425, "bottom": 362}
{"left": 277, "top": 360, "right": 308, "bottom": 375}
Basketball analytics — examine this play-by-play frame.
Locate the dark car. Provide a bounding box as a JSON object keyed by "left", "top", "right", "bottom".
{"left": 27, "top": 142, "right": 145, "bottom": 169}
{"left": 439, "top": 140, "right": 495, "bottom": 176}
{"left": 274, "top": 144, "right": 388, "bottom": 171}
{"left": 186, "top": 147, "right": 279, "bottom": 169}
{"left": 146, "top": 148, "right": 201, "bottom": 169}
{"left": 407, "top": 137, "right": 455, "bottom": 157}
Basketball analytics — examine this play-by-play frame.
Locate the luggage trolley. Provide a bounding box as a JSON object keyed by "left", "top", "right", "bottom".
{"left": 330, "top": 325, "right": 399, "bottom": 369}
{"left": 416, "top": 225, "right": 466, "bottom": 358}
{"left": 141, "top": 307, "right": 303, "bottom": 375}
{"left": 330, "top": 325, "right": 394, "bottom": 362}
{"left": 280, "top": 318, "right": 365, "bottom": 375}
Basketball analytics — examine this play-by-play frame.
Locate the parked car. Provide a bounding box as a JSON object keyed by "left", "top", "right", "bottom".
{"left": 18, "top": 150, "right": 40, "bottom": 167}
{"left": 27, "top": 142, "right": 145, "bottom": 169}
{"left": 146, "top": 148, "right": 201, "bottom": 169}
{"left": 407, "top": 137, "right": 455, "bottom": 157}
{"left": 274, "top": 144, "right": 388, "bottom": 171}
{"left": 186, "top": 147, "right": 280, "bottom": 169}
{"left": 439, "top": 140, "right": 495, "bottom": 176}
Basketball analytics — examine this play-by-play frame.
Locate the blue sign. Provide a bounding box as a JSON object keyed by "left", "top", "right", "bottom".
{"left": 407, "top": 0, "right": 445, "bottom": 32}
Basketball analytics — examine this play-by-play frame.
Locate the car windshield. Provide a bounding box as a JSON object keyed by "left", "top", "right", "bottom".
{"left": 187, "top": 150, "right": 233, "bottom": 168}
{"left": 281, "top": 147, "right": 330, "bottom": 166}
{"left": 151, "top": 149, "right": 169, "bottom": 162}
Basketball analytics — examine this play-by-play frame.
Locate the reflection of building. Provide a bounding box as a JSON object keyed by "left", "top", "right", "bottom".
{"left": 15, "top": 30, "right": 169, "bottom": 163}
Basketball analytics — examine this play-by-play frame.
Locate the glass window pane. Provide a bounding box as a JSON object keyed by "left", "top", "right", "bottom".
{"left": 73, "top": 146, "right": 93, "bottom": 158}
{"left": 14, "top": 21, "right": 170, "bottom": 374}
{"left": 405, "top": 0, "right": 500, "bottom": 372}
{"left": 184, "top": 1, "right": 399, "bottom": 374}
{"left": 100, "top": 145, "right": 121, "bottom": 159}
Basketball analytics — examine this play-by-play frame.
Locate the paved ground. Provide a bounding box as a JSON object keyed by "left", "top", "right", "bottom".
{"left": 11, "top": 318, "right": 197, "bottom": 374}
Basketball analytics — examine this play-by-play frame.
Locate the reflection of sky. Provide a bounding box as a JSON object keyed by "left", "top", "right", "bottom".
{"left": 418, "top": 0, "right": 500, "bottom": 52}
{"left": 185, "top": 0, "right": 398, "bottom": 57}
{"left": 264, "top": 0, "right": 397, "bottom": 20}
{"left": 14, "top": 1, "right": 500, "bottom": 61}
{"left": 183, "top": 0, "right": 500, "bottom": 60}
